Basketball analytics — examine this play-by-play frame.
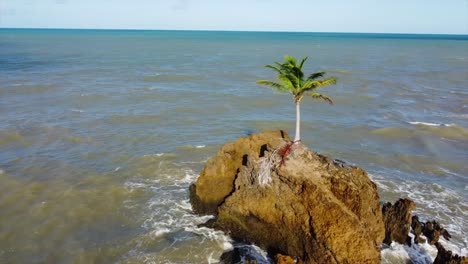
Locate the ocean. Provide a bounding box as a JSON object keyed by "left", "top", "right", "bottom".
{"left": 0, "top": 29, "right": 467, "bottom": 263}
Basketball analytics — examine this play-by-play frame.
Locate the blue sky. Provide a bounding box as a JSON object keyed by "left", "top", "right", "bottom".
{"left": 1, "top": 0, "right": 467, "bottom": 34}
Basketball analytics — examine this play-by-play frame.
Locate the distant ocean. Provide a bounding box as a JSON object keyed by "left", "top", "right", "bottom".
{"left": 0, "top": 29, "right": 467, "bottom": 263}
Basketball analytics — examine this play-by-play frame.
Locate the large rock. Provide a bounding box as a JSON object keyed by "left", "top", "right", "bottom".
{"left": 381, "top": 198, "right": 416, "bottom": 245}
{"left": 190, "top": 131, "right": 385, "bottom": 263}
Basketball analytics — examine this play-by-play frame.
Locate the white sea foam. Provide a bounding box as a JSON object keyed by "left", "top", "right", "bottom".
{"left": 124, "top": 181, "right": 149, "bottom": 189}
{"left": 70, "top": 109, "right": 84, "bottom": 113}
{"left": 152, "top": 228, "right": 171, "bottom": 237}
{"left": 381, "top": 238, "right": 437, "bottom": 264}
{"left": 123, "top": 164, "right": 232, "bottom": 262}
{"left": 409, "top": 121, "right": 455, "bottom": 127}
{"left": 179, "top": 169, "right": 197, "bottom": 183}
{"left": 195, "top": 145, "right": 206, "bottom": 148}
{"left": 0, "top": 168, "right": 4, "bottom": 175}
{"left": 370, "top": 173, "right": 468, "bottom": 262}
{"left": 142, "top": 153, "right": 165, "bottom": 157}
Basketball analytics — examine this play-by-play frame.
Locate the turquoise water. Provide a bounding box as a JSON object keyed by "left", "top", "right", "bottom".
{"left": 0, "top": 29, "right": 467, "bottom": 263}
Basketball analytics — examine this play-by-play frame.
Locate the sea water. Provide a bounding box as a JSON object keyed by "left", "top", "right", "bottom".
{"left": 0, "top": 29, "right": 467, "bottom": 263}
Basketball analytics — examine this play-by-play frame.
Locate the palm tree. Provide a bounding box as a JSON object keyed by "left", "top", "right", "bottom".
{"left": 256, "top": 55, "right": 336, "bottom": 142}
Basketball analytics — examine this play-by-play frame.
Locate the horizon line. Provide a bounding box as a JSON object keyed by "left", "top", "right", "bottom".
{"left": 1, "top": 27, "right": 467, "bottom": 36}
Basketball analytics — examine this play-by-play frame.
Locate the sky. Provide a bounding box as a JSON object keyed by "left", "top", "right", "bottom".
{"left": 1, "top": 0, "right": 467, "bottom": 34}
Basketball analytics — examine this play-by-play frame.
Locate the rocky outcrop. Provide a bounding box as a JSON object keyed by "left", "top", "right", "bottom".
{"left": 190, "top": 130, "right": 290, "bottom": 215}
{"left": 190, "top": 131, "right": 385, "bottom": 263}
{"left": 411, "top": 216, "right": 452, "bottom": 245}
{"left": 381, "top": 198, "right": 416, "bottom": 245}
{"left": 434, "top": 242, "right": 468, "bottom": 264}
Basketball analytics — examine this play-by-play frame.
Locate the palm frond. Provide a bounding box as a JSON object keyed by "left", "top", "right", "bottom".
{"left": 307, "top": 71, "right": 325, "bottom": 80}
{"left": 256, "top": 80, "right": 289, "bottom": 92}
{"left": 302, "top": 77, "right": 337, "bottom": 91}
{"left": 258, "top": 56, "right": 337, "bottom": 104}
{"left": 299, "top": 57, "right": 308, "bottom": 70}
{"left": 304, "top": 92, "right": 334, "bottom": 104}
{"left": 279, "top": 57, "right": 305, "bottom": 83}
{"left": 319, "top": 77, "right": 337, "bottom": 87}
{"left": 284, "top": 55, "right": 297, "bottom": 66}
{"left": 265, "top": 64, "right": 283, "bottom": 74}
{"left": 277, "top": 74, "right": 297, "bottom": 90}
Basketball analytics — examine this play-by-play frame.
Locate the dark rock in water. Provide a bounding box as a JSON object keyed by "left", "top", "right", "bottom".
{"left": 220, "top": 248, "right": 242, "bottom": 264}
{"left": 410, "top": 216, "right": 452, "bottom": 246}
{"left": 423, "top": 220, "right": 452, "bottom": 245}
{"left": 434, "top": 242, "right": 468, "bottom": 264}
{"left": 424, "top": 221, "right": 440, "bottom": 245}
{"left": 190, "top": 131, "right": 385, "bottom": 263}
{"left": 219, "top": 243, "right": 271, "bottom": 264}
{"left": 382, "top": 198, "right": 416, "bottom": 245}
{"left": 411, "top": 215, "right": 427, "bottom": 244}
{"left": 197, "top": 218, "right": 217, "bottom": 229}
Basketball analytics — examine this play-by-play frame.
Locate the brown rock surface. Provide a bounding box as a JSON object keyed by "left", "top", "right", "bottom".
{"left": 434, "top": 242, "right": 468, "bottom": 264}
{"left": 382, "top": 198, "right": 416, "bottom": 245}
{"left": 274, "top": 254, "right": 298, "bottom": 264}
{"left": 190, "top": 131, "right": 385, "bottom": 263}
{"left": 190, "top": 130, "right": 290, "bottom": 215}
{"left": 411, "top": 216, "right": 452, "bottom": 246}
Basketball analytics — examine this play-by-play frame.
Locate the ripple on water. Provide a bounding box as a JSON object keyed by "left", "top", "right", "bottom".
{"left": 0, "top": 84, "right": 60, "bottom": 96}
{"left": 371, "top": 125, "right": 468, "bottom": 141}
{"left": 143, "top": 74, "right": 203, "bottom": 82}
{"left": 106, "top": 114, "right": 163, "bottom": 124}
{"left": 0, "top": 171, "right": 145, "bottom": 264}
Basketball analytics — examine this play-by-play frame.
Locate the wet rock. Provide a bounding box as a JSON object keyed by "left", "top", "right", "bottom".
{"left": 410, "top": 216, "right": 452, "bottom": 245}
{"left": 220, "top": 248, "right": 242, "bottom": 264}
{"left": 423, "top": 220, "right": 452, "bottom": 245}
{"left": 433, "top": 242, "right": 468, "bottom": 264}
{"left": 219, "top": 243, "right": 270, "bottom": 264}
{"left": 190, "top": 131, "right": 385, "bottom": 263}
{"left": 411, "top": 215, "right": 426, "bottom": 244}
{"left": 382, "top": 198, "right": 416, "bottom": 245}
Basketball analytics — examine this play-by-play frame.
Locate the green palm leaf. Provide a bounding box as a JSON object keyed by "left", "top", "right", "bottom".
{"left": 307, "top": 71, "right": 325, "bottom": 80}
{"left": 299, "top": 57, "right": 308, "bottom": 70}
{"left": 305, "top": 92, "right": 334, "bottom": 104}
{"left": 265, "top": 64, "right": 283, "bottom": 74}
{"left": 302, "top": 77, "right": 337, "bottom": 91}
{"left": 256, "top": 80, "right": 288, "bottom": 92}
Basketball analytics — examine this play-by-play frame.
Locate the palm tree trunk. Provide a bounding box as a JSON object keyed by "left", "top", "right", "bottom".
{"left": 294, "top": 101, "right": 300, "bottom": 142}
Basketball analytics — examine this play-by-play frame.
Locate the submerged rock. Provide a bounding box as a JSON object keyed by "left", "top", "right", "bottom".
{"left": 190, "top": 131, "right": 385, "bottom": 263}
{"left": 381, "top": 198, "right": 416, "bottom": 245}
